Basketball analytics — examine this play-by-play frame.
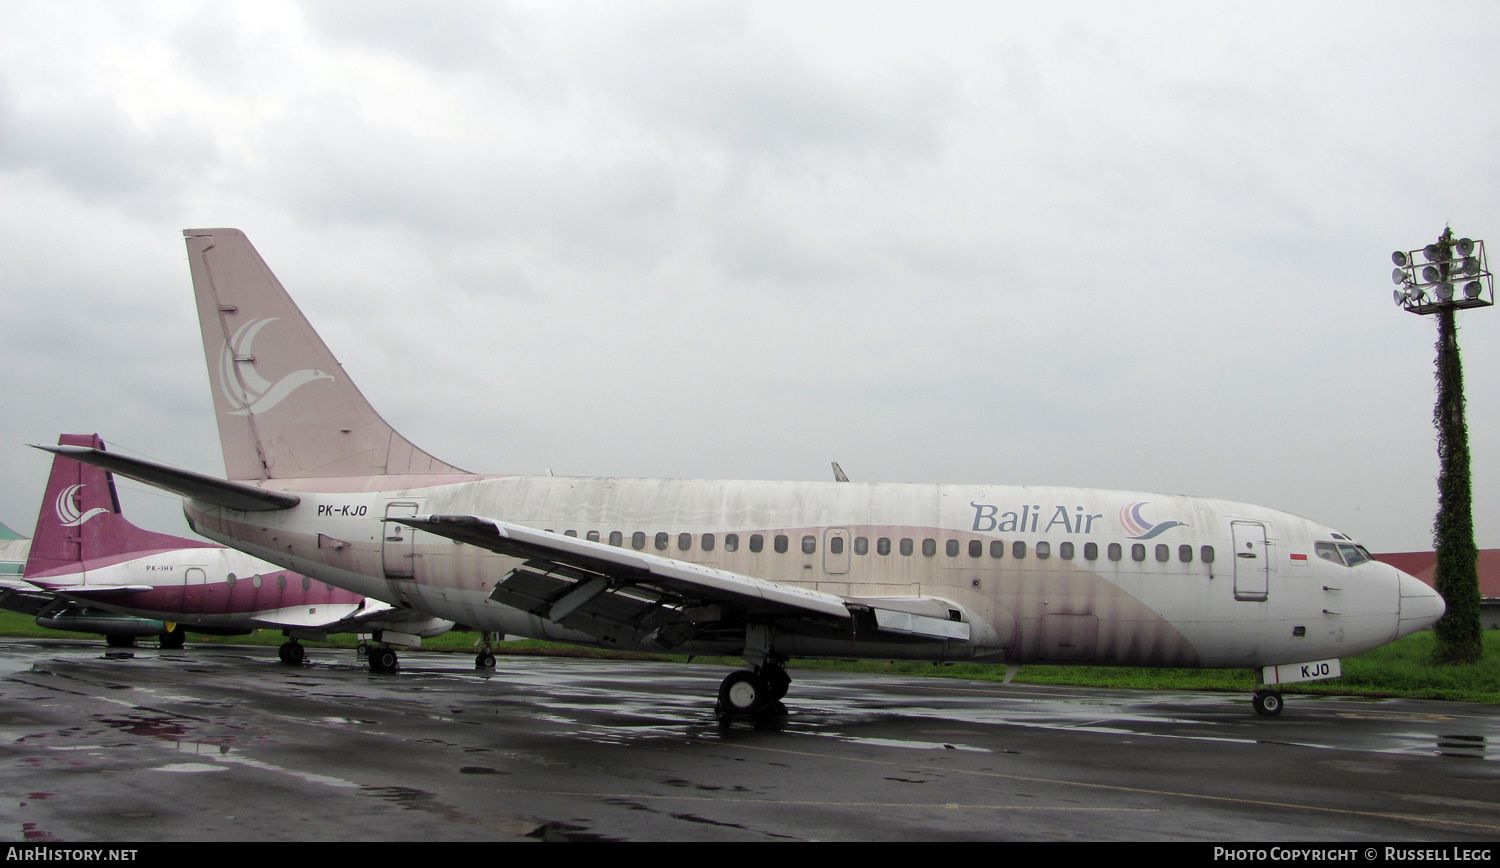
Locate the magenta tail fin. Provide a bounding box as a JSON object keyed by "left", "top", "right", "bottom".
{"left": 24, "top": 435, "right": 211, "bottom": 579}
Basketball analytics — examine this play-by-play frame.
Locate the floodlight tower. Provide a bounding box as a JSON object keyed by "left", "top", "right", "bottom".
{"left": 1390, "top": 228, "right": 1494, "bottom": 664}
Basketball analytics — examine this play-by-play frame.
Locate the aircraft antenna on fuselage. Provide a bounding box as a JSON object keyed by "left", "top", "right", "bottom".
{"left": 183, "top": 229, "right": 469, "bottom": 481}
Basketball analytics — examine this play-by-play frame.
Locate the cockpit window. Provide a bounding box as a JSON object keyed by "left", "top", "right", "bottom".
{"left": 1339, "top": 543, "right": 1372, "bottom": 567}
{"left": 1316, "top": 541, "right": 1374, "bottom": 568}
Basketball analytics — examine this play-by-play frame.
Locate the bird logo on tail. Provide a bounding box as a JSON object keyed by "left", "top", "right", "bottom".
{"left": 219, "top": 318, "right": 333, "bottom": 416}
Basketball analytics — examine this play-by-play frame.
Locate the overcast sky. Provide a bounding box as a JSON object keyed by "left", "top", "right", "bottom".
{"left": 1, "top": 1, "right": 1497, "bottom": 552}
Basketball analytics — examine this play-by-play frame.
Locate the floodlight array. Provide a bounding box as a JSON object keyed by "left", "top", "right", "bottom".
{"left": 1390, "top": 237, "right": 1494, "bottom": 314}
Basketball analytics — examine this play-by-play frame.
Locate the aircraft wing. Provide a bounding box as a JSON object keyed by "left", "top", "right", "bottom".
{"left": 249, "top": 598, "right": 453, "bottom": 637}
{"left": 0, "top": 579, "right": 64, "bottom": 617}
{"left": 37, "top": 585, "right": 154, "bottom": 598}
{"left": 393, "top": 515, "right": 976, "bottom": 650}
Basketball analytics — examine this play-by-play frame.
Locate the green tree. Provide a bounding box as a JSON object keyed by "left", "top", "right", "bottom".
{"left": 1428, "top": 228, "right": 1482, "bottom": 665}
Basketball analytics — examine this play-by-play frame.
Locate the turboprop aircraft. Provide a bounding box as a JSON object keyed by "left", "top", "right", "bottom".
{"left": 44, "top": 228, "right": 1447, "bottom": 716}
{"left": 15, "top": 434, "right": 454, "bottom": 665}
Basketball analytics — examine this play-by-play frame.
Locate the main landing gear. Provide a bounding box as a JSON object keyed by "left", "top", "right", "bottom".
{"left": 159, "top": 625, "right": 186, "bottom": 650}
{"left": 475, "top": 631, "right": 497, "bottom": 670}
{"left": 367, "top": 645, "right": 399, "bottom": 672}
{"left": 278, "top": 639, "right": 306, "bottom": 665}
{"left": 1252, "top": 688, "right": 1283, "bottom": 716}
{"left": 716, "top": 661, "right": 790, "bottom": 716}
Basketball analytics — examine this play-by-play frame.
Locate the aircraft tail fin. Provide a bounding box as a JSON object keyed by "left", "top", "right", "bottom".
{"left": 24, "top": 435, "right": 213, "bottom": 579}
{"left": 183, "top": 229, "right": 468, "bottom": 481}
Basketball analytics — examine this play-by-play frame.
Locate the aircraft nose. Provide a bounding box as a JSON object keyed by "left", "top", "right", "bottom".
{"left": 1395, "top": 568, "right": 1446, "bottom": 639}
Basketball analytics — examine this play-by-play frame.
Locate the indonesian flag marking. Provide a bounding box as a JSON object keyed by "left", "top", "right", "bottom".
{"left": 1290, "top": 553, "right": 1308, "bottom": 562}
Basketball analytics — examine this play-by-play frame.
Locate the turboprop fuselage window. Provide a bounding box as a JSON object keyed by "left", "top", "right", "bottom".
{"left": 678, "top": 533, "right": 692, "bottom": 551}
{"left": 1059, "top": 541, "right": 1074, "bottom": 560}
{"left": 802, "top": 535, "right": 817, "bottom": 555}
{"left": 1036, "top": 541, "right": 1051, "bottom": 559}
{"left": 878, "top": 537, "right": 891, "bottom": 555}
{"left": 946, "top": 539, "right": 960, "bottom": 557}
{"left": 608, "top": 531, "right": 622, "bottom": 546}
{"left": 1108, "top": 543, "right": 1122, "bottom": 561}
{"left": 632, "top": 531, "right": 646, "bottom": 549}
{"left": 1013, "top": 540, "right": 1026, "bottom": 559}
{"left": 1132, "top": 544, "right": 1146, "bottom": 562}
{"left": 990, "top": 540, "right": 1005, "bottom": 558}
{"left": 1200, "top": 545, "right": 1215, "bottom": 563}
{"left": 655, "top": 532, "right": 669, "bottom": 551}
{"left": 725, "top": 533, "right": 739, "bottom": 552}
{"left": 750, "top": 534, "right": 764, "bottom": 552}
{"left": 969, "top": 540, "right": 983, "bottom": 558}
{"left": 1155, "top": 544, "right": 1169, "bottom": 562}
{"left": 922, "top": 538, "right": 937, "bottom": 557}
{"left": 1084, "top": 542, "right": 1098, "bottom": 560}
{"left": 1179, "top": 544, "right": 1192, "bottom": 563}
{"left": 854, "top": 536, "right": 868, "bottom": 555}
{"left": 702, "top": 533, "right": 715, "bottom": 551}
{"left": 775, "top": 534, "right": 789, "bottom": 553}
{"left": 900, "top": 538, "right": 914, "bottom": 556}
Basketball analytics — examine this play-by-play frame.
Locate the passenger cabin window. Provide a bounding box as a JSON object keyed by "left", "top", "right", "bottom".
{"left": 1108, "top": 543, "right": 1122, "bottom": 561}
{"left": 946, "top": 539, "right": 960, "bottom": 557}
{"left": 750, "top": 534, "right": 764, "bottom": 553}
{"left": 586, "top": 530, "right": 600, "bottom": 542}
{"left": 678, "top": 533, "right": 692, "bottom": 551}
{"left": 1200, "top": 545, "right": 1215, "bottom": 563}
{"left": 968, "top": 540, "right": 983, "bottom": 558}
{"left": 1059, "top": 541, "right": 1074, "bottom": 560}
{"left": 922, "top": 538, "right": 936, "bottom": 557}
{"left": 702, "top": 533, "right": 715, "bottom": 551}
{"left": 725, "top": 533, "right": 739, "bottom": 552}
{"left": 608, "top": 531, "right": 622, "bottom": 546}
{"left": 632, "top": 531, "right": 646, "bottom": 550}
{"left": 1036, "top": 541, "right": 1051, "bottom": 559}
{"left": 802, "top": 535, "right": 817, "bottom": 555}
{"left": 829, "top": 536, "right": 844, "bottom": 555}
{"left": 1132, "top": 543, "right": 1146, "bottom": 562}
{"left": 990, "top": 540, "right": 1005, "bottom": 558}
{"left": 877, "top": 537, "right": 891, "bottom": 556}
{"left": 774, "top": 535, "right": 789, "bottom": 554}
{"left": 900, "top": 538, "right": 914, "bottom": 556}
{"left": 1012, "top": 540, "right": 1027, "bottom": 559}
{"left": 564, "top": 530, "right": 578, "bottom": 537}
{"left": 1155, "top": 544, "right": 1169, "bottom": 562}
{"left": 655, "top": 532, "right": 669, "bottom": 551}
{"left": 1084, "top": 542, "right": 1098, "bottom": 560}
{"left": 1178, "top": 544, "right": 1192, "bottom": 563}
{"left": 854, "top": 536, "right": 868, "bottom": 555}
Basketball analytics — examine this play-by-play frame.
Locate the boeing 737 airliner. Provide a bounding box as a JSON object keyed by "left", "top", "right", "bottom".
{"left": 45, "top": 229, "right": 1447, "bottom": 716}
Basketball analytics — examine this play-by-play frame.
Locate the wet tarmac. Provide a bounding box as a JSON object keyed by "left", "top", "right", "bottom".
{"left": 1, "top": 638, "right": 1497, "bottom": 842}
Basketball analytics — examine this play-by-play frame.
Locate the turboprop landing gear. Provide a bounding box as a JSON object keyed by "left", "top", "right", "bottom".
{"left": 1252, "top": 688, "right": 1283, "bottom": 716}
{"left": 475, "top": 631, "right": 497, "bottom": 669}
{"left": 159, "top": 625, "right": 186, "bottom": 650}
{"left": 278, "top": 640, "right": 305, "bottom": 666}
{"left": 368, "top": 646, "right": 399, "bottom": 672}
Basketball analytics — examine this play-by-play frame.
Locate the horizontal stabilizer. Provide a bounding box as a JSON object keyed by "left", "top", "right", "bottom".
{"left": 33, "top": 445, "right": 299, "bottom": 512}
